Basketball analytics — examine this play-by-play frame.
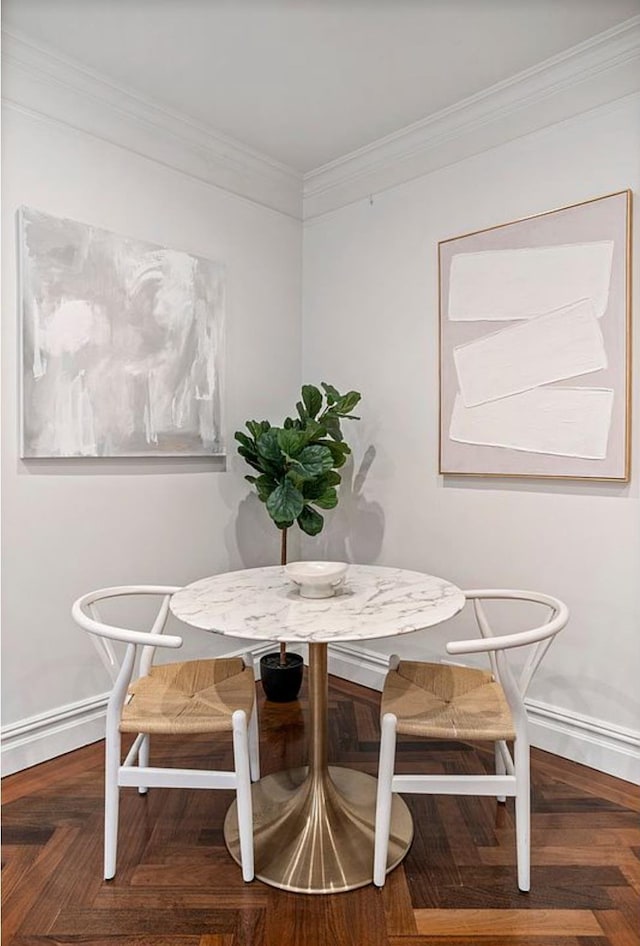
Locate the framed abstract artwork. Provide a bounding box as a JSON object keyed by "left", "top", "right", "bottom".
{"left": 439, "top": 190, "right": 631, "bottom": 481}
{"left": 19, "top": 207, "right": 225, "bottom": 458}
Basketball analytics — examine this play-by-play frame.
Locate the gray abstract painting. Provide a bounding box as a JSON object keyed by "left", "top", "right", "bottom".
{"left": 20, "top": 207, "right": 225, "bottom": 457}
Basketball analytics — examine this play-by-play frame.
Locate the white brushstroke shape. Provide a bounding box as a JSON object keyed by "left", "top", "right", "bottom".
{"left": 453, "top": 299, "right": 607, "bottom": 408}
{"left": 53, "top": 370, "right": 96, "bottom": 456}
{"left": 448, "top": 241, "right": 614, "bottom": 321}
{"left": 449, "top": 387, "right": 614, "bottom": 459}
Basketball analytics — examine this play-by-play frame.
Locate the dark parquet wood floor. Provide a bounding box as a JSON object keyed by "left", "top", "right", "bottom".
{"left": 2, "top": 673, "right": 639, "bottom": 945}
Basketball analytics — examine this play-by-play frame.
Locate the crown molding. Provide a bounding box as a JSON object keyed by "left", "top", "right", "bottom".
{"left": 303, "top": 16, "right": 640, "bottom": 220}
{"left": 3, "top": 18, "right": 638, "bottom": 223}
{"left": 1, "top": 29, "right": 303, "bottom": 220}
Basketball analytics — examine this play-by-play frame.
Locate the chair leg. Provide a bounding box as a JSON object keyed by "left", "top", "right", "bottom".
{"left": 248, "top": 702, "right": 260, "bottom": 783}
{"left": 373, "top": 713, "right": 397, "bottom": 888}
{"left": 138, "top": 734, "right": 150, "bottom": 795}
{"left": 514, "top": 733, "right": 531, "bottom": 892}
{"left": 104, "top": 723, "right": 121, "bottom": 881}
{"left": 232, "top": 710, "right": 254, "bottom": 882}
{"left": 495, "top": 740, "right": 507, "bottom": 803}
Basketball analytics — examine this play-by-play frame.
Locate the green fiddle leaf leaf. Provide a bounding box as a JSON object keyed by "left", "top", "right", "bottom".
{"left": 265, "top": 459, "right": 287, "bottom": 478}
{"left": 321, "top": 382, "right": 340, "bottom": 405}
{"left": 329, "top": 439, "right": 350, "bottom": 454}
{"left": 302, "top": 471, "right": 340, "bottom": 499}
{"left": 257, "top": 428, "right": 283, "bottom": 463}
{"left": 301, "top": 475, "right": 328, "bottom": 500}
{"left": 297, "top": 505, "right": 324, "bottom": 536}
{"left": 245, "top": 475, "right": 257, "bottom": 484}
{"left": 266, "top": 479, "right": 305, "bottom": 524}
{"left": 255, "top": 474, "right": 278, "bottom": 503}
{"left": 283, "top": 416, "right": 294, "bottom": 429}
{"left": 302, "top": 384, "right": 323, "bottom": 420}
{"left": 293, "top": 444, "right": 334, "bottom": 479}
{"left": 322, "top": 412, "right": 344, "bottom": 442}
{"left": 277, "top": 428, "right": 307, "bottom": 459}
{"left": 286, "top": 468, "right": 306, "bottom": 491}
{"left": 237, "top": 446, "right": 264, "bottom": 472}
{"left": 246, "top": 420, "right": 262, "bottom": 440}
{"left": 335, "top": 390, "right": 361, "bottom": 415}
{"left": 302, "top": 419, "right": 327, "bottom": 443}
{"left": 316, "top": 439, "right": 350, "bottom": 468}
{"left": 312, "top": 487, "right": 338, "bottom": 510}
{"left": 276, "top": 520, "right": 294, "bottom": 530}
{"left": 296, "top": 400, "right": 308, "bottom": 423}
{"left": 234, "top": 431, "right": 256, "bottom": 451}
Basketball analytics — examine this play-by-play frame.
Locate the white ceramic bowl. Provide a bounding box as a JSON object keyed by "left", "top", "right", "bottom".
{"left": 285, "top": 561, "right": 349, "bottom": 599}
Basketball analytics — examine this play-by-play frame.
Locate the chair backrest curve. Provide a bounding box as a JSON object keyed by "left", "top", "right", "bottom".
{"left": 72, "top": 586, "right": 184, "bottom": 650}
{"left": 446, "top": 590, "right": 568, "bottom": 657}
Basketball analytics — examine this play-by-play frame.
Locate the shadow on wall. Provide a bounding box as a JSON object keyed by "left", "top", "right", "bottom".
{"left": 232, "top": 491, "right": 283, "bottom": 569}
{"left": 304, "top": 445, "right": 385, "bottom": 564}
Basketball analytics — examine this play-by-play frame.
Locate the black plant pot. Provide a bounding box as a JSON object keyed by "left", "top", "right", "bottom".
{"left": 260, "top": 652, "right": 304, "bottom": 703}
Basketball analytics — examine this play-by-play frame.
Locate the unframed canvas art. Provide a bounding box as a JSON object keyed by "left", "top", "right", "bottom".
{"left": 20, "top": 207, "right": 225, "bottom": 458}
{"left": 439, "top": 190, "right": 631, "bottom": 480}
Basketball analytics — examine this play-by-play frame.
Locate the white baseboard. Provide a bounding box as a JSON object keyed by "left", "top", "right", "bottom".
{"left": 3, "top": 642, "right": 638, "bottom": 785}
{"left": 525, "top": 698, "right": 640, "bottom": 785}
{"left": 1, "top": 692, "right": 110, "bottom": 776}
{"left": 326, "top": 642, "right": 391, "bottom": 691}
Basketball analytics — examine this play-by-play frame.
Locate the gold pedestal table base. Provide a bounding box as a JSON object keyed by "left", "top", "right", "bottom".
{"left": 224, "top": 765, "right": 412, "bottom": 893}
{"left": 224, "top": 642, "right": 413, "bottom": 893}
{"left": 170, "top": 566, "right": 466, "bottom": 893}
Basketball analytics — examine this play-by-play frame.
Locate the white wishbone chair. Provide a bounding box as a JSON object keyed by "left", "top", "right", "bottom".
{"left": 373, "top": 589, "right": 569, "bottom": 892}
{"left": 72, "top": 585, "right": 260, "bottom": 882}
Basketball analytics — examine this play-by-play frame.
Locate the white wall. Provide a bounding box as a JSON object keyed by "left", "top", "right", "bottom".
{"left": 1, "top": 104, "right": 302, "bottom": 771}
{"left": 302, "top": 95, "right": 640, "bottom": 781}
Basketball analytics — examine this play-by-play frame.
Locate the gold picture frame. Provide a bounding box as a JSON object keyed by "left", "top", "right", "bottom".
{"left": 438, "top": 190, "right": 632, "bottom": 481}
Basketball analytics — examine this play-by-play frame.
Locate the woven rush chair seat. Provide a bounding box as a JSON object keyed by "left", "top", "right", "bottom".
{"left": 381, "top": 660, "right": 515, "bottom": 742}
{"left": 121, "top": 657, "right": 255, "bottom": 735}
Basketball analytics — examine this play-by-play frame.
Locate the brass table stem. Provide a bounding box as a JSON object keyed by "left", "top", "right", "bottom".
{"left": 309, "top": 643, "right": 327, "bottom": 774}
{"left": 224, "top": 642, "right": 413, "bottom": 893}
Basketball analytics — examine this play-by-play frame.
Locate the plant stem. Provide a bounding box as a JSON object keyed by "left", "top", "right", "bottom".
{"left": 280, "top": 527, "right": 288, "bottom": 666}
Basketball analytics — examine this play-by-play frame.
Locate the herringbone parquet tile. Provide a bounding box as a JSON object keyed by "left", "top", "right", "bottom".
{"left": 2, "top": 673, "right": 639, "bottom": 945}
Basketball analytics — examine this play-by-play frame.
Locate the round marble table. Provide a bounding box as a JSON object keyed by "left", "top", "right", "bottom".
{"left": 171, "top": 564, "right": 464, "bottom": 894}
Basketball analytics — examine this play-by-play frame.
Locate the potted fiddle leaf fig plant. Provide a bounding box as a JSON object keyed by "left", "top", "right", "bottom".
{"left": 235, "top": 382, "right": 361, "bottom": 701}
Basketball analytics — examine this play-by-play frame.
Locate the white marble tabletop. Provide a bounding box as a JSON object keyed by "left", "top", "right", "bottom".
{"left": 170, "top": 564, "right": 465, "bottom": 644}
